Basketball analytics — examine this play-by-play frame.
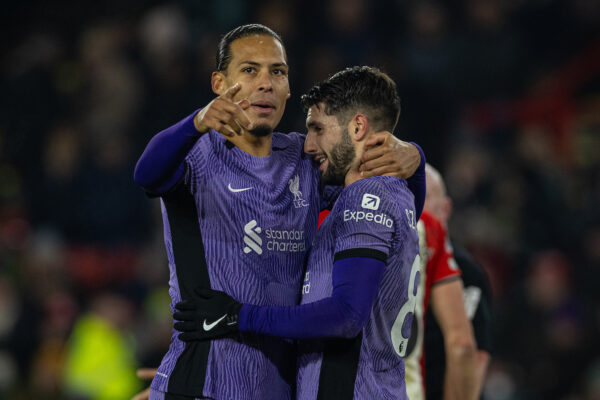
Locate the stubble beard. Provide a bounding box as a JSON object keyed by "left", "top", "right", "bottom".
{"left": 321, "top": 130, "right": 356, "bottom": 187}
{"left": 249, "top": 124, "right": 273, "bottom": 137}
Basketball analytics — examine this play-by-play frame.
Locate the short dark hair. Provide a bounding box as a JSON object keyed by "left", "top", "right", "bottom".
{"left": 301, "top": 66, "right": 401, "bottom": 132}
{"left": 216, "top": 24, "right": 285, "bottom": 73}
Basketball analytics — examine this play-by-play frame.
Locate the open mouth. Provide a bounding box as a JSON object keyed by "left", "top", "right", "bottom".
{"left": 314, "top": 154, "right": 328, "bottom": 173}
{"left": 251, "top": 102, "right": 275, "bottom": 114}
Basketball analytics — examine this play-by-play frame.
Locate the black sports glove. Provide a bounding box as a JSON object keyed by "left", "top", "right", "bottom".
{"left": 174, "top": 288, "right": 242, "bottom": 341}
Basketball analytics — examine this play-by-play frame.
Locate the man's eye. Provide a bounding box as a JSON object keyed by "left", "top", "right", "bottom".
{"left": 243, "top": 67, "right": 255, "bottom": 73}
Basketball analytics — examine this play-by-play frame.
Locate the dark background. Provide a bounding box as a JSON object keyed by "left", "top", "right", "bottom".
{"left": 0, "top": 0, "right": 599, "bottom": 399}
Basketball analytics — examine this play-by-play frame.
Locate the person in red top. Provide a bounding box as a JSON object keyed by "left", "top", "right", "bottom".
{"left": 404, "top": 206, "right": 478, "bottom": 400}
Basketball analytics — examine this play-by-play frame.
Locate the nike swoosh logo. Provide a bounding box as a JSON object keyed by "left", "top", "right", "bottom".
{"left": 228, "top": 183, "right": 253, "bottom": 193}
{"left": 203, "top": 314, "right": 228, "bottom": 331}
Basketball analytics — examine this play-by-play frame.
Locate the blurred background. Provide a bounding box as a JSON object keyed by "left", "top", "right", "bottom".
{"left": 0, "top": 0, "right": 599, "bottom": 399}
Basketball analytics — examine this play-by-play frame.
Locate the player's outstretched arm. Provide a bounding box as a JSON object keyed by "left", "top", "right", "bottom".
{"left": 430, "top": 279, "right": 478, "bottom": 400}
{"left": 173, "top": 257, "right": 386, "bottom": 341}
{"left": 133, "top": 83, "right": 252, "bottom": 196}
{"left": 131, "top": 368, "right": 156, "bottom": 400}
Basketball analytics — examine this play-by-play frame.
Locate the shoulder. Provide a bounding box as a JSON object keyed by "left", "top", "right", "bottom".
{"left": 272, "top": 131, "right": 306, "bottom": 151}
{"left": 333, "top": 177, "right": 413, "bottom": 223}
{"left": 184, "top": 130, "right": 218, "bottom": 165}
{"left": 419, "top": 210, "right": 447, "bottom": 244}
{"left": 419, "top": 210, "right": 442, "bottom": 231}
{"left": 340, "top": 176, "right": 410, "bottom": 203}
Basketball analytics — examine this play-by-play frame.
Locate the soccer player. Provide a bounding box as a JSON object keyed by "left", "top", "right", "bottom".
{"left": 403, "top": 170, "right": 479, "bottom": 400}
{"left": 133, "top": 24, "right": 425, "bottom": 400}
{"left": 173, "top": 66, "right": 421, "bottom": 400}
{"left": 423, "top": 164, "right": 492, "bottom": 400}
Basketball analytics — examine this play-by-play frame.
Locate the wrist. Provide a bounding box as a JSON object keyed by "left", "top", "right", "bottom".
{"left": 238, "top": 304, "right": 252, "bottom": 332}
{"left": 193, "top": 110, "right": 209, "bottom": 134}
{"left": 409, "top": 142, "right": 426, "bottom": 170}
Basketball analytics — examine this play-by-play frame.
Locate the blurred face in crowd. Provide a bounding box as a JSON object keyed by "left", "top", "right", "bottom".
{"left": 304, "top": 103, "right": 357, "bottom": 186}
{"left": 424, "top": 164, "right": 452, "bottom": 228}
{"left": 212, "top": 35, "right": 290, "bottom": 136}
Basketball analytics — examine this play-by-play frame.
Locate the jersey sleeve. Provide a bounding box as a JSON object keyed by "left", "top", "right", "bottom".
{"left": 332, "top": 178, "right": 412, "bottom": 262}
{"left": 182, "top": 137, "right": 208, "bottom": 196}
{"left": 134, "top": 109, "right": 204, "bottom": 196}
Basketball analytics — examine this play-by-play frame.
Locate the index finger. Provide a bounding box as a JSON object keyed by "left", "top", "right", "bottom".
{"left": 361, "top": 145, "right": 387, "bottom": 163}
{"left": 221, "top": 82, "right": 242, "bottom": 100}
{"left": 364, "top": 131, "right": 390, "bottom": 148}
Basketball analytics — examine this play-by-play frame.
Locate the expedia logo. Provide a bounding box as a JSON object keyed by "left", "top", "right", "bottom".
{"left": 243, "top": 220, "right": 262, "bottom": 254}
{"left": 343, "top": 210, "right": 394, "bottom": 228}
{"left": 361, "top": 193, "right": 380, "bottom": 210}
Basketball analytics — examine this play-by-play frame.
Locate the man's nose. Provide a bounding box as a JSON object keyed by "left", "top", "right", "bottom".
{"left": 304, "top": 131, "right": 318, "bottom": 154}
{"left": 257, "top": 70, "right": 273, "bottom": 92}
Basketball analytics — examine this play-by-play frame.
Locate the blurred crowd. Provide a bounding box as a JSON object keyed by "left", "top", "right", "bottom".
{"left": 0, "top": 0, "right": 599, "bottom": 399}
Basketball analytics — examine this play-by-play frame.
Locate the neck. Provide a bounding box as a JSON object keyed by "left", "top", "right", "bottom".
{"left": 227, "top": 131, "right": 272, "bottom": 157}
{"left": 343, "top": 138, "right": 366, "bottom": 186}
{"left": 344, "top": 169, "right": 362, "bottom": 186}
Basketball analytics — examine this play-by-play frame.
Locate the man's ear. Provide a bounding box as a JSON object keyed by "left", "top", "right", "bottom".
{"left": 211, "top": 71, "right": 227, "bottom": 95}
{"left": 348, "top": 113, "right": 369, "bottom": 142}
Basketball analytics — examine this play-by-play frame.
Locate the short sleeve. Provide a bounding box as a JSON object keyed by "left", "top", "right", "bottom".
{"left": 181, "top": 133, "right": 211, "bottom": 196}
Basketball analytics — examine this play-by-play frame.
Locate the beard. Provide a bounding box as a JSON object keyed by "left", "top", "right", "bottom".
{"left": 249, "top": 124, "right": 273, "bottom": 137}
{"left": 321, "top": 130, "right": 356, "bottom": 186}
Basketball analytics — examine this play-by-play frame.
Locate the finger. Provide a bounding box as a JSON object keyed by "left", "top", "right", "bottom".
{"left": 136, "top": 368, "right": 157, "bottom": 380}
{"left": 364, "top": 132, "right": 389, "bottom": 148}
{"left": 221, "top": 82, "right": 242, "bottom": 100}
{"left": 361, "top": 157, "right": 395, "bottom": 173}
{"left": 173, "top": 311, "right": 196, "bottom": 321}
{"left": 215, "top": 99, "right": 251, "bottom": 130}
{"left": 361, "top": 145, "right": 387, "bottom": 163}
{"left": 174, "top": 321, "right": 198, "bottom": 332}
{"left": 174, "top": 300, "right": 196, "bottom": 311}
{"left": 216, "top": 122, "right": 239, "bottom": 137}
{"left": 233, "top": 102, "right": 252, "bottom": 129}
{"left": 132, "top": 387, "right": 151, "bottom": 400}
{"left": 361, "top": 165, "right": 399, "bottom": 178}
{"left": 237, "top": 99, "right": 250, "bottom": 110}
{"left": 211, "top": 104, "right": 250, "bottom": 133}
{"left": 210, "top": 108, "right": 242, "bottom": 131}
{"left": 232, "top": 118, "right": 245, "bottom": 133}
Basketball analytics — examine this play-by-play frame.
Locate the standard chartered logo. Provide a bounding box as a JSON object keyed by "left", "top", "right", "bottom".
{"left": 243, "top": 220, "right": 306, "bottom": 254}
{"left": 243, "top": 220, "right": 263, "bottom": 255}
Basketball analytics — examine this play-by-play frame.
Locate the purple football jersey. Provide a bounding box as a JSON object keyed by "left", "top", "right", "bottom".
{"left": 151, "top": 130, "right": 321, "bottom": 399}
{"left": 297, "top": 176, "right": 420, "bottom": 400}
